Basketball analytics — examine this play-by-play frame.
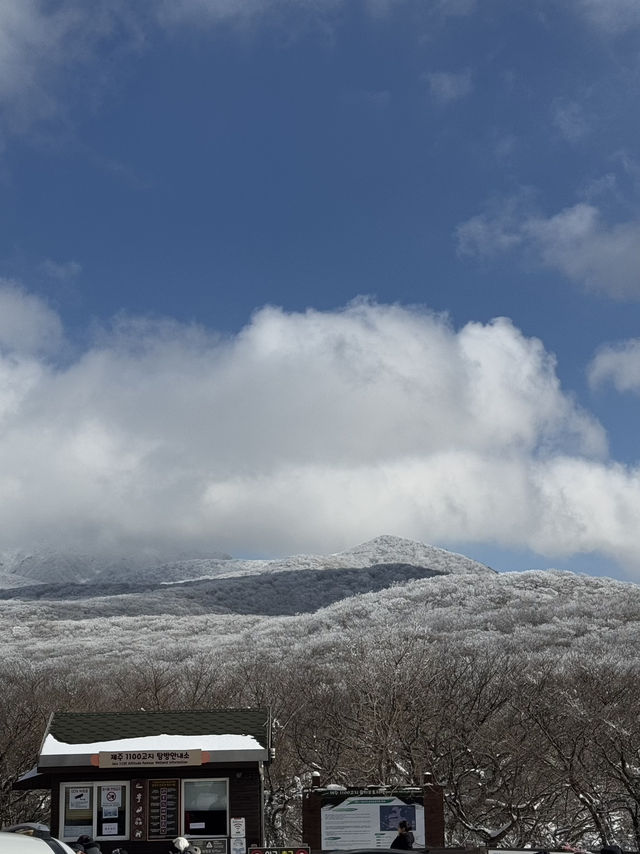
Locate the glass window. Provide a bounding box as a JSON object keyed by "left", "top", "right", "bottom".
{"left": 62, "top": 786, "right": 93, "bottom": 840}
{"left": 60, "top": 782, "right": 129, "bottom": 842}
{"left": 182, "top": 779, "right": 227, "bottom": 836}
{"left": 97, "top": 784, "right": 127, "bottom": 839}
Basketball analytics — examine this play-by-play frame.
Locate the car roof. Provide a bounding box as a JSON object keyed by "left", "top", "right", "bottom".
{"left": 0, "top": 832, "right": 76, "bottom": 853}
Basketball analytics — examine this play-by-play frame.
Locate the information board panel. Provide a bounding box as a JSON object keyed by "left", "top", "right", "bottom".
{"left": 320, "top": 793, "right": 424, "bottom": 850}
{"left": 148, "top": 779, "right": 179, "bottom": 839}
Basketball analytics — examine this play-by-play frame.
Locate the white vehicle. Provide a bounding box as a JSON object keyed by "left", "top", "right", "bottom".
{"left": 0, "top": 831, "right": 76, "bottom": 853}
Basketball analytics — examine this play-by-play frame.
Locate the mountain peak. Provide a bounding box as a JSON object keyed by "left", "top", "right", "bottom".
{"left": 335, "top": 535, "right": 495, "bottom": 575}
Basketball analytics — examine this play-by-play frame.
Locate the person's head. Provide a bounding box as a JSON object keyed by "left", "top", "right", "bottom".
{"left": 398, "top": 821, "right": 408, "bottom": 832}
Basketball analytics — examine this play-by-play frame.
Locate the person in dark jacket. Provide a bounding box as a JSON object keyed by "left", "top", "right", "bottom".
{"left": 390, "top": 821, "right": 412, "bottom": 850}
{"left": 403, "top": 820, "right": 415, "bottom": 848}
{"left": 73, "top": 837, "right": 101, "bottom": 854}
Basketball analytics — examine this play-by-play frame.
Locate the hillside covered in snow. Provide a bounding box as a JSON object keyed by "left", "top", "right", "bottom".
{"left": 3, "top": 536, "right": 640, "bottom": 850}
{"left": 0, "top": 534, "right": 493, "bottom": 587}
{"left": 2, "top": 535, "right": 638, "bottom": 670}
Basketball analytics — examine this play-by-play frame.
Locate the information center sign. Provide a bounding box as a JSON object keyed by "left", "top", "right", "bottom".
{"left": 98, "top": 749, "right": 203, "bottom": 768}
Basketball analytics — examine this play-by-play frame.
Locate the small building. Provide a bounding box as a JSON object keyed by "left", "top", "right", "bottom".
{"left": 14, "top": 708, "right": 272, "bottom": 854}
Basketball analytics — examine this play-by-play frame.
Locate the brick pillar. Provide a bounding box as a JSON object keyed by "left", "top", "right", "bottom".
{"left": 423, "top": 782, "right": 445, "bottom": 847}
{"left": 302, "top": 789, "right": 322, "bottom": 853}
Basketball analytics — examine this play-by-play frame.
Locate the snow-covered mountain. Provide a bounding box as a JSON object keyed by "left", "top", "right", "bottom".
{"left": 0, "top": 535, "right": 493, "bottom": 589}
{"left": 0, "top": 536, "right": 494, "bottom": 622}
{"left": 0, "top": 545, "right": 233, "bottom": 586}
{"left": 2, "top": 535, "right": 638, "bottom": 672}
{"left": 154, "top": 535, "right": 496, "bottom": 583}
{"left": 3, "top": 536, "right": 638, "bottom": 852}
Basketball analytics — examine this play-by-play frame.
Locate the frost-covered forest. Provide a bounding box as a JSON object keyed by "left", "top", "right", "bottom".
{"left": 2, "top": 537, "right": 640, "bottom": 850}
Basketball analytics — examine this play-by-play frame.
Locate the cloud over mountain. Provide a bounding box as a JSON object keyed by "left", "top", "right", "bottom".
{"left": 1, "top": 285, "right": 639, "bottom": 575}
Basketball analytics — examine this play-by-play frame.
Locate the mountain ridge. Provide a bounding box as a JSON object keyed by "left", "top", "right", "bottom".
{"left": 3, "top": 536, "right": 638, "bottom": 673}
{"left": 0, "top": 535, "right": 494, "bottom": 589}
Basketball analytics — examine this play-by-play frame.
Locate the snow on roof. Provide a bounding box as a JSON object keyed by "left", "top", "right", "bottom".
{"left": 41, "top": 732, "right": 263, "bottom": 755}
{"left": 35, "top": 709, "right": 271, "bottom": 768}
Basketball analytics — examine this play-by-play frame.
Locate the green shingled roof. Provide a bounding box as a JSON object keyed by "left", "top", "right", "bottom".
{"left": 47, "top": 708, "right": 271, "bottom": 747}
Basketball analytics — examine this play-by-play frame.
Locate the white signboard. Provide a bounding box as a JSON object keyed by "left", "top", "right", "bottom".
{"left": 64, "top": 825, "right": 92, "bottom": 838}
{"left": 231, "top": 838, "right": 246, "bottom": 854}
{"left": 101, "top": 787, "right": 122, "bottom": 808}
{"left": 68, "top": 788, "right": 91, "bottom": 810}
{"left": 99, "top": 749, "right": 202, "bottom": 768}
{"left": 230, "top": 818, "right": 246, "bottom": 838}
{"left": 101, "top": 822, "right": 119, "bottom": 836}
{"left": 321, "top": 796, "right": 424, "bottom": 850}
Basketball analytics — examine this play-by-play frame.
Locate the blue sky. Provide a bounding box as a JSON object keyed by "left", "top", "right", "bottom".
{"left": 1, "top": 0, "right": 640, "bottom": 579}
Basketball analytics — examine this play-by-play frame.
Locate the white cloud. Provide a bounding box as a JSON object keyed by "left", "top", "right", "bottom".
{"left": 0, "top": 0, "right": 475, "bottom": 148}
{"left": 0, "top": 0, "right": 137, "bottom": 138}
{"left": 589, "top": 339, "right": 640, "bottom": 394}
{"left": 154, "top": 0, "right": 276, "bottom": 26}
{"left": 575, "top": 0, "right": 640, "bottom": 34}
{"left": 456, "top": 211, "right": 522, "bottom": 258}
{"left": 4, "top": 287, "right": 640, "bottom": 576}
{"left": 524, "top": 205, "right": 640, "bottom": 298}
{"left": 552, "top": 99, "right": 589, "bottom": 143}
{"left": 579, "top": 172, "right": 618, "bottom": 202}
{"left": 202, "top": 454, "right": 640, "bottom": 572}
{"left": 154, "top": 0, "right": 475, "bottom": 28}
{"left": 153, "top": 0, "right": 348, "bottom": 29}
{"left": 0, "top": 280, "right": 64, "bottom": 356}
{"left": 40, "top": 259, "right": 82, "bottom": 281}
{"left": 456, "top": 199, "right": 640, "bottom": 299}
{"left": 0, "top": 0, "right": 623, "bottom": 151}
{"left": 425, "top": 69, "right": 474, "bottom": 104}
{"left": 0, "top": 2, "right": 68, "bottom": 118}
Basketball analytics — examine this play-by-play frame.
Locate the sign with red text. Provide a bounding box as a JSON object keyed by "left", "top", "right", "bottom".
{"left": 99, "top": 749, "right": 203, "bottom": 768}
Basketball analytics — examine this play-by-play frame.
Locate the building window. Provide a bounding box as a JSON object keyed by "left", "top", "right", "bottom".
{"left": 60, "top": 782, "right": 129, "bottom": 842}
{"left": 182, "top": 779, "right": 228, "bottom": 836}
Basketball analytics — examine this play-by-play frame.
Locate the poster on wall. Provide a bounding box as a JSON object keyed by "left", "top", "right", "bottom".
{"left": 101, "top": 787, "right": 122, "bottom": 808}
{"left": 191, "top": 840, "right": 227, "bottom": 854}
{"left": 321, "top": 793, "right": 424, "bottom": 850}
{"left": 230, "top": 818, "right": 246, "bottom": 838}
{"left": 148, "top": 779, "right": 179, "bottom": 839}
{"left": 68, "top": 788, "right": 91, "bottom": 810}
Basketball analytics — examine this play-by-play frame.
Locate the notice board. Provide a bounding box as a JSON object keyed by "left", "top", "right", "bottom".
{"left": 148, "top": 779, "right": 180, "bottom": 839}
